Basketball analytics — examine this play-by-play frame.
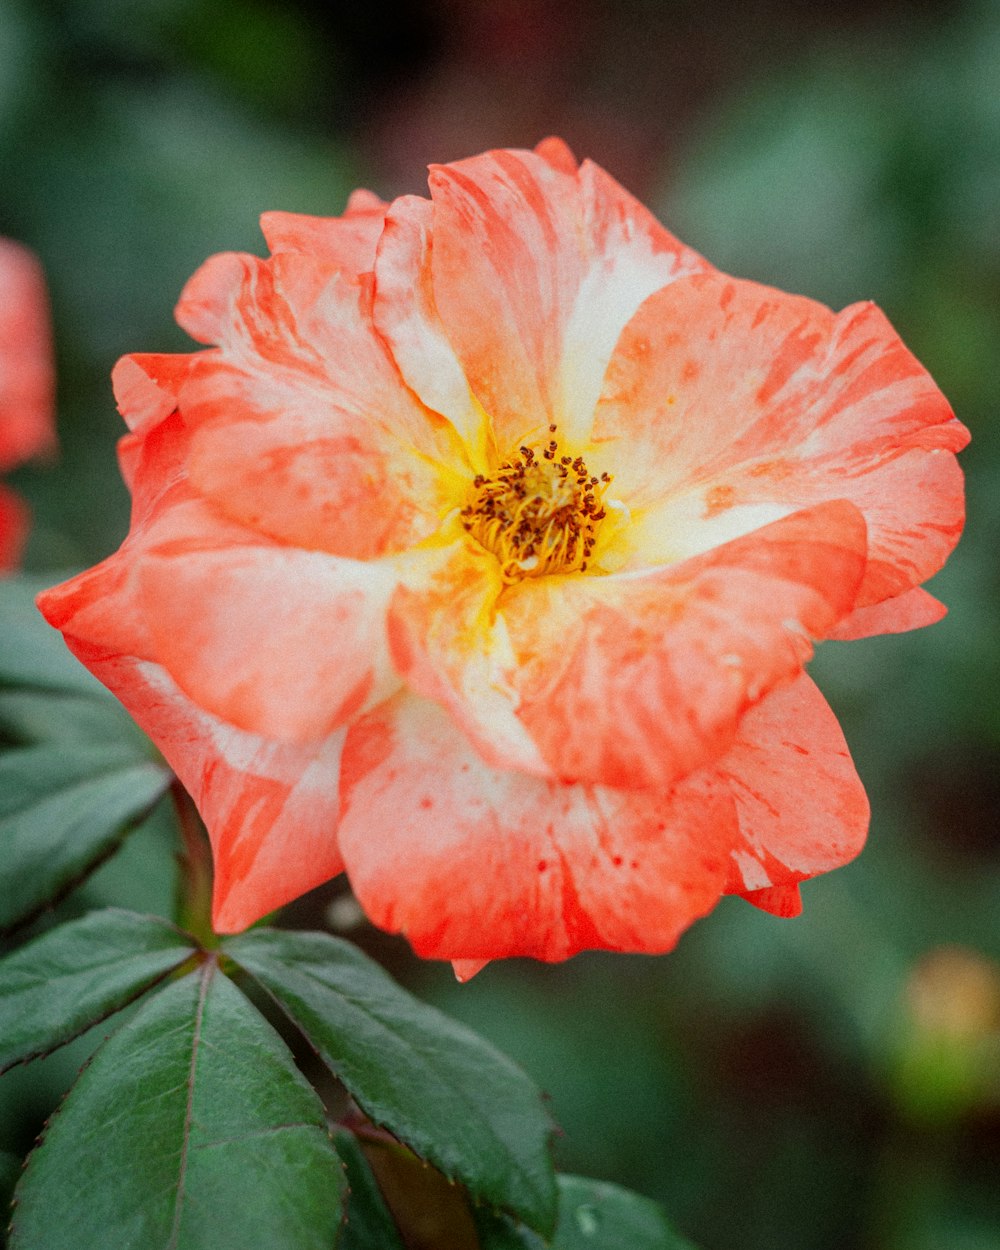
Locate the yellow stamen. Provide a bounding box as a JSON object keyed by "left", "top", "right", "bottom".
{"left": 460, "top": 428, "right": 611, "bottom": 582}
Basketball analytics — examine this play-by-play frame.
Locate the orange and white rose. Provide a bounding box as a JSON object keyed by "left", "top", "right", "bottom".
{"left": 38, "top": 140, "right": 968, "bottom": 972}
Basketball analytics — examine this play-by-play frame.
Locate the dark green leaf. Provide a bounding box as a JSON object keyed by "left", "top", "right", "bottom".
{"left": 474, "top": 1209, "right": 539, "bottom": 1250}
{"left": 551, "top": 1176, "right": 699, "bottom": 1250}
{"left": 9, "top": 961, "right": 344, "bottom": 1250}
{"left": 475, "top": 1174, "right": 700, "bottom": 1250}
{"left": 0, "top": 1148, "right": 21, "bottom": 1227}
{"left": 0, "top": 575, "right": 154, "bottom": 749}
{"left": 0, "top": 687, "right": 137, "bottom": 747}
{"left": 0, "top": 742, "right": 171, "bottom": 932}
{"left": 0, "top": 575, "right": 104, "bottom": 697}
{"left": 0, "top": 908, "right": 195, "bottom": 1073}
{"left": 333, "top": 1128, "right": 406, "bottom": 1250}
{"left": 224, "top": 929, "right": 557, "bottom": 1236}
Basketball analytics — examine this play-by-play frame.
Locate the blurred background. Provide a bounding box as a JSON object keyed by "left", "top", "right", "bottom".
{"left": 1, "top": 1, "right": 998, "bottom": 1247}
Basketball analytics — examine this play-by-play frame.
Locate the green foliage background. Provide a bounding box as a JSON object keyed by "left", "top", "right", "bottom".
{"left": 2, "top": 1, "right": 998, "bottom": 1247}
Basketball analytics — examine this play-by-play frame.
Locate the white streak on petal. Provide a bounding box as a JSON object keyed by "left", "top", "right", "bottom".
{"left": 558, "top": 245, "right": 694, "bottom": 445}
{"left": 732, "top": 850, "right": 772, "bottom": 891}
{"left": 626, "top": 495, "right": 794, "bottom": 567}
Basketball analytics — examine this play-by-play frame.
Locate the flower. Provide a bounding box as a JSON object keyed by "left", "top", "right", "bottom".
{"left": 0, "top": 239, "right": 54, "bottom": 571}
{"left": 38, "top": 140, "right": 968, "bottom": 972}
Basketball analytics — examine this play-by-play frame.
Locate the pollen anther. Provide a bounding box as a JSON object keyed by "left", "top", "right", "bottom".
{"left": 460, "top": 428, "right": 611, "bottom": 582}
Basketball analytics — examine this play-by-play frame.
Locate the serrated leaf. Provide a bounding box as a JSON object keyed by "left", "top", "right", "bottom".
{"left": 333, "top": 1128, "right": 406, "bottom": 1250}
{"left": 9, "top": 961, "right": 344, "bottom": 1250}
{"left": 224, "top": 929, "right": 557, "bottom": 1236}
{"left": 475, "top": 1174, "right": 701, "bottom": 1250}
{"left": 0, "top": 742, "right": 171, "bottom": 932}
{"left": 0, "top": 908, "right": 196, "bottom": 1072}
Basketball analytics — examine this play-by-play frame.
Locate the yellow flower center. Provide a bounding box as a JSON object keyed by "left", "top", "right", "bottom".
{"left": 460, "top": 425, "right": 611, "bottom": 582}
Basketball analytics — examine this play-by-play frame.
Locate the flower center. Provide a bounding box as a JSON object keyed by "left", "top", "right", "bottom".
{"left": 460, "top": 425, "right": 611, "bottom": 582}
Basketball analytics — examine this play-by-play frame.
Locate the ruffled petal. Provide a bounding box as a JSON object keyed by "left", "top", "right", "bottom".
{"left": 451, "top": 959, "right": 490, "bottom": 982}
{"left": 409, "top": 146, "right": 704, "bottom": 451}
{"left": 387, "top": 535, "right": 551, "bottom": 776}
{"left": 37, "top": 412, "right": 259, "bottom": 662}
{"left": 139, "top": 545, "right": 399, "bottom": 744}
{"left": 503, "top": 501, "right": 867, "bottom": 789}
{"left": 0, "top": 238, "right": 54, "bottom": 470}
{"left": 337, "top": 692, "right": 738, "bottom": 963}
{"left": 184, "top": 383, "right": 450, "bottom": 559}
{"left": 175, "top": 255, "right": 459, "bottom": 560}
{"left": 31, "top": 630, "right": 346, "bottom": 933}
{"left": 720, "top": 673, "right": 870, "bottom": 894}
{"left": 40, "top": 403, "right": 400, "bottom": 745}
{"left": 595, "top": 272, "right": 968, "bottom": 607}
{"left": 373, "top": 195, "right": 487, "bottom": 457}
{"left": 533, "top": 136, "right": 579, "bottom": 175}
{"left": 111, "top": 352, "right": 198, "bottom": 436}
{"left": 174, "top": 251, "right": 253, "bottom": 346}
{"left": 740, "top": 884, "right": 803, "bottom": 917}
{"left": 260, "top": 188, "right": 389, "bottom": 274}
{"left": 825, "top": 585, "right": 946, "bottom": 640}
{"left": 177, "top": 250, "right": 373, "bottom": 380}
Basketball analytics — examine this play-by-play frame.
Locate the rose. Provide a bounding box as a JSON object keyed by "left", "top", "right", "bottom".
{"left": 0, "top": 239, "right": 54, "bottom": 571}
{"left": 38, "top": 140, "right": 968, "bottom": 974}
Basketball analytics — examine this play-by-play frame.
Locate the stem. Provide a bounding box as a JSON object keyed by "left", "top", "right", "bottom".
{"left": 171, "top": 778, "right": 217, "bottom": 948}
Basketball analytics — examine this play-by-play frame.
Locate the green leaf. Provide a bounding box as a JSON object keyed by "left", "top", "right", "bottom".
{"left": 0, "top": 742, "right": 171, "bottom": 933}
{"left": 0, "top": 687, "right": 137, "bottom": 747}
{"left": 0, "top": 908, "right": 196, "bottom": 1073}
{"left": 475, "top": 1175, "right": 701, "bottom": 1250}
{"left": 224, "top": 929, "right": 557, "bottom": 1236}
{"left": 333, "top": 1128, "right": 406, "bottom": 1250}
{"left": 0, "top": 575, "right": 173, "bottom": 930}
{"left": 0, "top": 575, "right": 103, "bottom": 698}
{"left": 0, "top": 1148, "right": 21, "bottom": 1227}
{"left": 474, "top": 1209, "right": 539, "bottom": 1250}
{"left": 551, "top": 1177, "right": 699, "bottom": 1250}
{"left": 0, "top": 575, "right": 152, "bottom": 749}
{"left": 9, "top": 961, "right": 344, "bottom": 1250}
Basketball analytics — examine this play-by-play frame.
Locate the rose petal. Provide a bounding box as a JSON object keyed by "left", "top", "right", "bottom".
{"left": 826, "top": 585, "right": 946, "bottom": 640}
{"left": 260, "top": 189, "right": 389, "bottom": 274}
{"left": 37, "top": 411, "right": 260, "bottom": 662}
{"left": 139, "top": 545, "right": 399, "bottom": 744}
{"left": 111, "top": 352, "right": 198, "bottom": 435}
{"left": 720, "top": 673, "right": 870, "bottom": 894}
{"left": 174, "top": 251, "right": 253, "bottom": 346}
{"left": 595, "top": 272, "right": 968, "bottom": 605}
{"left": 338, "top": 692, "right": 737, "bottom": 963}
{"left": 177, "top": 256, "right": 459, "bottom": 559}
{"left": 387, "top": 535, "right": 551, "bottom": 776}
{"left": 740, "top": 884, "right": 803, "bottom": 917}
{"left": 503, "top": 500, "right": 867, "bottom": 789}
{"left": 35, "top": 634, "right": 345, "bottom": 933}
{"left": 185, "top": 396, "right": 449, "bottom": 560}
{"left": 395, "top": 146, "right": 703, "bottom": 452}
{"left": 451, "top": 959, "right": 490, "bottom": 982}
{"left": 373, "top": 195, "right": 487, "bottom": 456}
{"left": 533, "top": 135, "right": 579, "bottom": 175}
